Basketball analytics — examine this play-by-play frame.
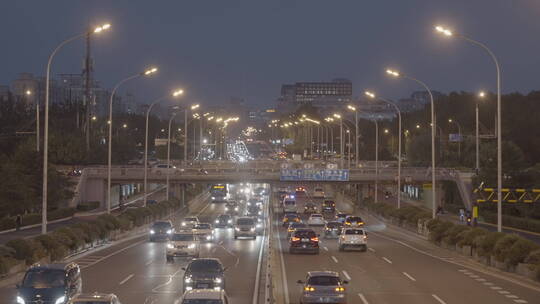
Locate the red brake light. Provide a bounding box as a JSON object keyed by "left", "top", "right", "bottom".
{"left": 310, "top": 237, "right": 319, "bottom": 242}
{"left": 291, "top": 237, "right": 300, "bottom": 242}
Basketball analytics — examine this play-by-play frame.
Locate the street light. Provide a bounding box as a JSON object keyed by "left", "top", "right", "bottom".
{"left": 184, "top": 104, "right": 200, "bottom": 162}
{"left": 476, "top": 91, "right": 485, "bottom": 174}
{"left": 333, "top": 114, "right": 344, "bottom": 168}
{"left": 144, "top": 89, "right": 184, "bottom": 207}
{"left": 41, "top": 23, "right": 111, "bottom": 234}
{"left": 107, "top": 67, "right": 158, "bottom": 214}
{"left": 347, "top": 105, "right": 359, "bottom": 168}
{"left": 435, "top": 25, "right": 503, "bottom": 231}
{"left": 166, "top": 112, "right": 178, "bottom": 201}
{"left": 25, "top": 90, "right": 39, "bottom": 152}
{"left": 386, "top": 68, "right": 437, "bottom": 218}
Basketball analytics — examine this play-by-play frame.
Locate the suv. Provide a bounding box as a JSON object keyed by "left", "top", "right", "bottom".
{"left": 297, "top": 271, "right": 348, "bottom": 304}
{"left": 225, "top": 201, "right": 239, "bottom": 215}
{"left": 234, "top": 217, "right": 257, "bottom": 239}
{"left": 344, "top": 216, "right": 364, "bottom": 227}
{"left": 335, "top": 213, "right": 350, "bottom": 224}
{"left": 287, "top": 222, "right": 308, "bottom": 238}
{"left": 182, "top": 258, "right": 226, "bottom": 292}
{"left": 322, "top": 200, "right": 336, "bottom": 213}
{"left": 313, "top": 187, "right": 325, "bottom": 199}
{"left": 303, "top": 202, "right": 318, "bottom": 214}
{"left": 192, "top": 223, "right": 215, "bottom": 242}
{"left": 215, "top": 214, "right": 233, "bottom": 228}
{"left": 246, "top": 205, "right": 261, "bottom": 217}
{"left": 149, "top": 220, "right": 173, "bottom": 241}
{"left": 323, "top": 221, "right": 344, "bottom": 239}
{"left": 289, "top": 229, "right": 319, "bottom": 254}
{"left": 180, "top": 289, "right": 229, "bottom": 304}
{"left": 182, "top": 216, "right": 199, "bottom": 229}
{"left": 166, "top": 233, "right": 200, "bottom": 261}
{"left": 282, "top": 213, "right": 301, "bottom": 227}
{"left": 339, "top": 228, "right": 368, "bottom": 252}
{"left": 69, "top": 292, "right": 121, "bottom": 304}
{"left": 17, "top": 263, "right": 82, "bottom": 304}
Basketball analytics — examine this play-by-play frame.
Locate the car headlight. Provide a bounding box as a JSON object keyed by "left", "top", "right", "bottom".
{"left": 167, "top": 243, "right": 174, "bottom": 249}
{"left": 211, "top": 197, "right": 215, "bottom": 200}
{"left": 185, "top": 277, "right": 192, "bottom": 283}
{"left": 227, "top": 220, "right": 232, "bottom": 224}
{"left": 215, "top": 220, "right": 219, "bottom": 224}
{"left": 234, "top": 207, "right": 238, "bottom": 211}
{"left": 258, "top": 211, "right": 262, "bottom": 215}
{"left": 150, "top": 230, "right": 155, "bottom": 234}
{"left": 214, "top": 277, "right": 222, "bottom": 283}
{"left": 188, "top": 243, "right": 196, "bottom": 249}
{"left": 54, "top": 296, "right": 66, "bottom": 304}
{"left": 16, "top": 296, "right": 25, "bottom": 304}
{"left": 167, "top": 229, "right": 172, "bottom": 234}
{"left": 225, "top": 207, "right": 229, "bottom": 211}
{"left": 256, "top": 224, "right": 262, "bottom": 228}
{"left": 235, "top": 227, "right": 240, "bottom": 231}
{"left": 250, "top": 228, "right": 255, "bottom": 232}
{"left": 182, "top": 222, "right": 186, "bottom": 226}
{"left": 206, "top": 235, "right": 212, "bottom": 240}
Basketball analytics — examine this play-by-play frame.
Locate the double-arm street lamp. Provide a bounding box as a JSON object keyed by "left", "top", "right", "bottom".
{"left": 435, "top": 25, "right": 503, "bottom": 231}
{"left": 346, "top": 105, "right": 359, "bottom": 168}
{"left": 41, "top": 23, "right": 111, "bottom": 234}
{"left": 143, "top": 89, "right": 184, "bottom": 207}
{"left": 333, "top": 113, "right": 344, "bottom": 168}
{"left": 365, "top": 91, "right": 403, "bottom": 208}
{"left": 184, "top": 104, "right": 200, "bottom": 162}
{"left": 386, "top": 68, "right": 437, "bottom": 218}
{"left": 106, "top": 67, "right": 158, "bottom": 214}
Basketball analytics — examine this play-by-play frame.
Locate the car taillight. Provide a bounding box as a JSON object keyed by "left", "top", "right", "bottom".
{"left": 291, "top": 237, "right": 301, "bottom": 242}
{"left": 304, "top": 286, "right": 315, "bottom": 292}
{"left": 359, "top": 222, "right": 365, "bottom": 226}
{"left": 294, "top": 218, "right": 300, "bottom": 222}
{"left": 310, "top": 237, "right": 319, "bottom": 242}
{"left": 335, "top": 287, "right": 345, "bottom": 292}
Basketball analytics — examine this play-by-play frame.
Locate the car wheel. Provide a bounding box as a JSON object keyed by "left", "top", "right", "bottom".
{"left": 166, "top": 256, "right": 173, "bottom": 263}
{"left": 234, "top": 236, "right": 238, "bottom": 240}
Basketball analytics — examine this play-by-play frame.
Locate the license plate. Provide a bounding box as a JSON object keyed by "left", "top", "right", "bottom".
{"left": 301, "top": 238, "right": 309, "bottom": 242}
{"left": 197, "top": 283, "right": 209, "bottom": 288}
{"left": 302, "top": 244, "right": 307, "bottom": 248}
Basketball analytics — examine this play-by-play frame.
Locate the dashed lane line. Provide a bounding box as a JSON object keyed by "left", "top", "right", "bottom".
{"left": 323, "top": 246, "right": 329, "bottom": 251}
{"left": 119, "top": 274, "right": 134, "bottom": 285}
{"left": 342, "top": 270, "right": 351, "bottom": 281}
{"left": 382, "top": 257, "right": 392, "bottom": 264}
{"left": 367, "top": 247, "right": 375, "bottom": 252}
{"left": 402, "top": 272, "right": 416, "bottom": 282}
{"left": 431, "top": 294, "right": 447, "bottom": 304}
{"left": 357, "top": 293, "right": 369, "bottom": 304}
{"left": 331, "top": 256, "right": 338, "bottom": 263}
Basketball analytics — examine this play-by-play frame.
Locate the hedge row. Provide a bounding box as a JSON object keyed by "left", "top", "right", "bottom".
{"left": 365, "top": 201, "right": 540, "bottom": 281}
{"left": 0, "top": 198, "right": 184, "bottom": 275}
{"left": 481, "top": 212, "right": 540, "bottom": 234}
{"left": 0, "top": 208, "right": 77, "bottom": 231}
{"left": 76, "top": 201, "right": 100, "bottom": 211}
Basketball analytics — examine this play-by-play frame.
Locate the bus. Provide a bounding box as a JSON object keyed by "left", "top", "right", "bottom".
{"left": 211, "top": 184, "right": 228, "bottom": 203}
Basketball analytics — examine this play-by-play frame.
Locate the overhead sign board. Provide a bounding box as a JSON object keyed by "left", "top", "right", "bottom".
{"left": 280, "top": 169, "right": 349, "bottom": 181}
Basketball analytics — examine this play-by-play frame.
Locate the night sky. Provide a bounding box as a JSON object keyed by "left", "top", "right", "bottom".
{"left": 1, "top": 1, "right": 539, "bottom": 108}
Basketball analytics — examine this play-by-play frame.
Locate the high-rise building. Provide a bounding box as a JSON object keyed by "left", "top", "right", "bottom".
{"left": 277, "top": 78, "right": 353, "bottom": 112}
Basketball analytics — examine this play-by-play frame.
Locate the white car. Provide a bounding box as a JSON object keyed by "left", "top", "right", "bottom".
{"left": 182, "top": 216, "right": 199, "bottom": 229}
{"left": 192, "top": 223, "right": 215, "bottom": 241}
{"left": 180, "top": 289, "right": 229, "bottom": 304}
{"left": 307, "top": 214, "right": 326, "bottom": 226}
{"left": 313, "top": 187, "right": 325, "bottom": 199}
{"left": 166, "top": 233, "right": 200, "bottom": 261}
{"left": 338, "top": 228, "right": 368, "bottom": 252}
{"left": 69, "top": 292, "right": 121, "bottom": 304}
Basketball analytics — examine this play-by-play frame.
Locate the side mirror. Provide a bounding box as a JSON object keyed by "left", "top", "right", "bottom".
{"left": 223, "top": 266, "right": 229, "bottom": 272}
{"left": 181, "top": 267, "right": 186, "bottom": 271}
{"left": 296, "top": 280, "right": 304, "bottom": 284}
{"left": 343, "top": 280, "right": 349, "bottom": 284}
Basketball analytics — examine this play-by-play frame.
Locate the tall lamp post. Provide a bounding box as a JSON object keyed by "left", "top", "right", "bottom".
{"left": 41, "top": 23, "right": 110, "bottom": 234}
{"left": 144, "top": 89, "right": 184, "bottom": 207}
{"left": 184, "top": 104, "right": 199, "bottom": 163}
{"left": 365, "top": 91, "right": 402, "bottom": 208}
{"left": 347, "top": 105, "right": 359, "bottom": 168}
{"left": 435, "top": 25, "right": 502, "bottom": 231}
{"left": 476, "top": 91, "right": 486, "bottom": 173}
{"left": 448, "top": 118, "right": 462, "bottom": 161}
{"left": 333, "top": 114, "right": 343, "bottom": 168}
{"left": 107, "top": 67, "right": 157, "bottom": 214}
{"left": 166, "top": 112, "right": 178, "bottom": 201}
{"left": 387, "top": 69, "right": 437, "bottom": 218}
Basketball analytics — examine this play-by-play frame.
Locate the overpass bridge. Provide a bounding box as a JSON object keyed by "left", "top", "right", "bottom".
{"left": 75, "top": 162, "right": 474, "bottom": 211}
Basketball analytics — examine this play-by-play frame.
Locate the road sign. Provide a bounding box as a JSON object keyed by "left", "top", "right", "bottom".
{"left": 280, "top": 169, "right": 349, "bottom": 181}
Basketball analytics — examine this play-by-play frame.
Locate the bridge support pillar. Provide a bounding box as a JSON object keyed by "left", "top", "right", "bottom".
{"left": 170, "top": 183, "right": 184, "bottom": 203}
{"left": 83, "top": 178, "right": 107, "bottom": 209}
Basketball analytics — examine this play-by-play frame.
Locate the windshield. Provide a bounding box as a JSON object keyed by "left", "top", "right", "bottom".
{"left": 182, "top": 300, "right": 222, "bottom": 304}
{"left": 194, "top": 223, "right": 212, "bottom": 229}
{"left": 152, "top": 222, "right": 171, "bottom": 228}
{"left": 311, "top": 214, "right": 322, "bottom": 218}
{"left": 290, "top": 223, "right": 307, "bottom": 228}
{"left": 326, "top": 222, "right": 342, "bottom": 228}
{"left": 185, "top": 217, "right": 198, "bottom": 222}
{"left": 73, "top": 302, "right": 110, "bottom": 304}
{"left": 172, "top": 234, "right": 195, "bottom": 241}
{"left": 22, "top": 269, "right": 66, "bottom": 288}
{"left": 347, "top": 217, "right": 363, "bottom": 222}
{"left": 344, "top": 229, "right": 365, "bottom": 235}
{"left": 188, "top": 260, "right": 223, "bottom": 273}
{"left": 284, "top": 200, "right": 295, "bottom": 205}
{"left": 294, "top": 230, "right": 316, "bottom": 238}
{"left": 237, "top": 218, "right": 254, "bottom": 225}
{"left": 218, "top": 215, "right": 230, "bottom": 220}
{"left": 307, "top": 276, "right": 340, "bottom": 286}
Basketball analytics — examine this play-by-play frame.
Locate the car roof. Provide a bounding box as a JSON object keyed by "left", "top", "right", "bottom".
{"left": 29, "top": 262, "right": 76, "bottom": 271}
{"left": 71, "top": 292, "right": 116, "bottom": 301}
{"left": 310, "top": 213, "right": 323, "bottom": 216}
{"left": 308, "top": 271, "right": 340, "bottom": 278}
{"left": 182, "top": 288, "right": 225, "bottom": 299}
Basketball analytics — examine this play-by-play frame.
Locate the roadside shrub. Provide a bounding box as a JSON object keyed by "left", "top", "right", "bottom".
{"left": 428, "top": 220, "right": 454, "bottom": 243}
{"left": 5, "top": 238, "right": 46, "bottom": 264}
{"left": 505, "top": 239, "right": 539, "bottom": 267}
{"left": 442, "top": 225, "right": 471, "bottom": 246}
{"left": 525, "top": 249, "right": 540, "bottom": 265}
{"left": 457, "top": 228, "right": 488, "bottom": 247}
{"left": 474, "top": 232, "right": 505, "bottom": 258}
{"left": 0, "top": 217, "right": 15, "bottom": 231}
{"left": 0, "top": 245, "right": 15, "bottom": 258}
{"left": 53, "top": 227, "right": 84, "bottom": 250}
{"left": 21, "top": 214, "right": 41, "bottom": 226}
{"left": 48, "top": 208, "right": 76, "bottom": 220}
{"left": 0, "top": 256, "right": 9, "bottom": 275}
{"left": 426, "top": 218, "right": 444, "bottom": 231}
{"left": 77, "top": 201, "right": 100, "bottom": 211}
{"left": 493, "top": 234, "right": 520, "bottom": 263}
{"left": 96, "top": 214, "right": 120, "bottom": 231}
{"left": 71, "top": 222, "right": 100, "bottom": 243}
{"left": 117, "top": 216, "right": 132, "bottom": 231}
{"left": 34, "top": 234, "right": 68, "bottom": 262}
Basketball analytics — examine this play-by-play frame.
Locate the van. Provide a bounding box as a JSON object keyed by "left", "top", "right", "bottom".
{"left": 282, "top": 198, "right": 297, "bottom": 213}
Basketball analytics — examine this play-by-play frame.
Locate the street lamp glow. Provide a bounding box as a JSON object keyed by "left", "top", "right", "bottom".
{"left": 25, "top": 90, "right": 32, "bottom": 96}
{"left": 416, "top": 124, "right": 420, "bottom": 129}
{"left": 435, "top": 25, "right": 453, "bottom": 36}
{"left": 365, "top": 91, "right": 376, "bottom": 99}
{"left": 172, "top": 89, "right": 184, "bottom": 97}
{"left": 207, "top": 116, "right": 214, "bottom": 121}
{"left": 386, "top": 69, "right": 400, "bottom": 77}
{"left": 478, "top": 91, "right": 486, "bottom": 98}
{"left": 144, "top": 67, "right": 158, "bottom": 76}
{"left": 448, "top": 118, "right": 453, "bottom": 123}
{"left": 333, "top": 113, "right": 341, "bottom": 119}
{"left": 216, "top": 117, "right": 223, "bottom": 122}
{"left": 92, "top": 116, "right": 97, "bottom": 121}
{"left": 94, "top": 23, "right": 112, "bottom": 33}
{"left": 384, "top": 128, "right": 389, "bottom": 134}
{"left": 122, "top": 123, "right": 127, "bottom": 128}
{"left": 191, "top": 104, "right": 200, "bottom": 110}
{"left": 347, "top": 105, "right": 356, "bottom": 111}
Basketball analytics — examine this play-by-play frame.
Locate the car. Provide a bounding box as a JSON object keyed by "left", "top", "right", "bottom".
{"left": 246, "top": 198, "right": 261, "bottom": 207}
{"left": 181, "top": 216, "right": 199, "bottom": 229}
{"left": 182, "top": 258, "right": 226, "bottom": 293}
{"left": 166, "top": 233, "right": 201, "bottom": 261}
{"left": 179, "top": 289, "right": 229, "bottom": 304}
{"left": 296, "top": 271, "right": 348, "bottom": 304}
{"left": 246, "top": 205, "right": 262, "bottom": 217}
{"left": 224, "top": 201, "right": 240, "bottom": 215}
{"left": 287, "top": 222, "right": 308, "bottom": 238}
{"left": 254, "top": 186, "right": 266, "bottom": 195}
{"left": 303, "top": 202, "right": 318, "bottom": 214}
{"left": 335, "top": 213, "right": 350, "bottom": 224}
{"left": 321, "top": 200, "right": 336, "bottom": 213}
{"left": 339, "top": 228, "right": 368, "bottom": 252}
{"left": 344, "top": 216, "right": 364, "bottom": 227}
{"left": 192, "top": 223, "right": 215, "bottom": 242}
{"left": 282, "top": 213, "right": 301, "bottom": 227}
{"left": 69, "top": 292, "right": 121, "bottom": 304}
{"left": 289, "top": 229, "right": 319, "bottom": 254}
{"left": 307, "top": 214, "right": 326, "bottom": 226}
{"left": 312, "top": 187, "right": 325, "bottom": 199}
{"left": 149, "top": 220, "right": 174, "bottom": 241}
{"left": 17, "top": 263, "right": 82, "bottom": 304}
{"left": 282, "top": 197, "right": 297, "bottom": 213}
{"left": 295, "top": 186, "right": 307, "bottom": 196}
{"left": 323, "top": 221, "right": 344, "bottom": 238}
{"left": 214, "top": 214, "right": 233, "bottom": 228}
{"left": 234, "top": 217, "right": 257, "bottom": 239}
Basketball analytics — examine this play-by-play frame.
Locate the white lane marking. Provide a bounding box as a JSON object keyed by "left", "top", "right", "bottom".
{"left": 78, "top": 239, "right": 145, "bottom": 269}
{"left": 145, "top": 259, "right": 153, "bottom": 266}
{"left": 513, "top": 300, "right": 528, "bottom": 303}
{"left": 331, "top": 256, "right": 339, "bottom": 263}
{"left": 367, "top": 247, "right": 375, "bottom": 252}
{"left": 468, "top": 274, "right": 479, "bottom": 278}
{"left": 323, "top": 246, "right": 329, "bottom": 251}
{"left": 498, "top": 290, "right": 510, "bottom": 294}
{"left": 475, "top": 278, "right": 486, "bottom": 282}
{"left": 218, "top": 241, "right": 224, "bottom": 245}
{"left": 152, "top": 266, "right": 184, "bottom": 292}
{"left": 432, "top": 294, "right": 447, "bottom": 304}
{"left": 357, "top": 293, "right": 369, "bottom": 304}
{"left": 402, "top": 272, "right": 416, "bottom": 282}
{"left": 458, "top": 269, "right": 468, "bottom": 272}
{"left": 276, "top": 220, "right": 290, "bottom": 304}
{"left": 252, "top": 205, "right": 267, "bottom": 304}
{"left": 506, "top": 295, "right": 519, "bottom": 299}
{"left": 382, "top": 257, "right": 392, "bottom": 264}
{"left": 342, "top": 270, "right": 351, "bottom": 280}
{"left": 119, "top": 274, "right": 134, "bottom": 285}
